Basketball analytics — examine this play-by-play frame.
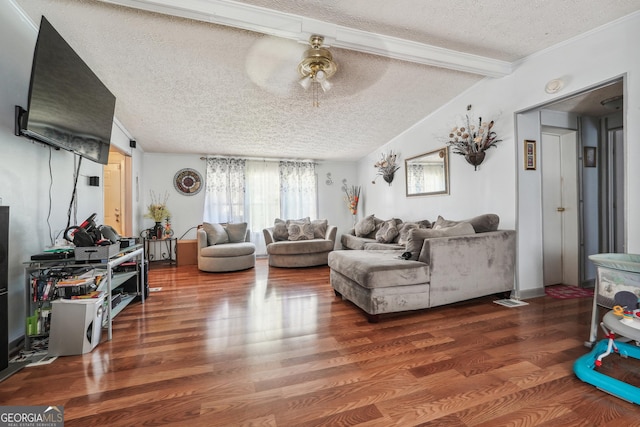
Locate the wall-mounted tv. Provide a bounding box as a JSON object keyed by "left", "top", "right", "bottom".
{"left": 16, "top": 16, "right": 116, "bottom": 165}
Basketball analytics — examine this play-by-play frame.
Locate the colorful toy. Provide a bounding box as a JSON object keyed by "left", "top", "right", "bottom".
{"left": 573, "top": 290, "right": 640, "bottom": 405}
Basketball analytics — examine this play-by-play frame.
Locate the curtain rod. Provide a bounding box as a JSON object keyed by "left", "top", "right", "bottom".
{"left": 199, "top": 155, "right": 317, "bottom": 163}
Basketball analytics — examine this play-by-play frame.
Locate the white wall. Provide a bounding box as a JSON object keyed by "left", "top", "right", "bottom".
{"left": 357, "top": 12, "right": 640, "bottom": 297}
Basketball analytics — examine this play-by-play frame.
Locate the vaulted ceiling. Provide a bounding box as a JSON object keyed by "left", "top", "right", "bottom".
{"left": 14, "top": 0, "right": 640, "bottom": 160}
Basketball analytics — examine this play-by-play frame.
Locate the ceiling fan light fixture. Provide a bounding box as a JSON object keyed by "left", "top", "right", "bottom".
{"left": 319, "top": 77, "right": 332, "bottom": 92}
{"left": 297, "top": 35, "right": 337, "bottom": 105}
{"left": 298, "top": 74, "right": 312, "bottom": 90}
{"left": 600, "top": 95, "right": 623, "bottom": 110}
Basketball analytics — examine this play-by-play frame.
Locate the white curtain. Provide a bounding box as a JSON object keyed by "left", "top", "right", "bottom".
{"left": 202, "top": 158, "right": 318, "bottom": 255}
{"left": 203, "top": 158, "right": 246, "bottom": 223}
{"left": 245, "top": 160, "right": 280, "bottom": 255}
{"left": 279, "top": 161, "right": 318, "bottom": 220}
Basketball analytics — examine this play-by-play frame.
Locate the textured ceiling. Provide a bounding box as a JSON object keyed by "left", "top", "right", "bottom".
{"left": 13, "top": 0, "right": 640, "bottom": 161}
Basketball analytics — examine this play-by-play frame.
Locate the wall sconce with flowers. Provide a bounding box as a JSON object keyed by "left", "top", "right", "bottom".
{"left": 447, "top": 109, "right": 501, "bottom": 171}
{"left": 372, "top": 150, "right": 400, "bottom": 185}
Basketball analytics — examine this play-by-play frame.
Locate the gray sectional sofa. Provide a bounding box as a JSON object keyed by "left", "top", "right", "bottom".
{"left": 329, "top": 214, "right": 516, "bottom": 322}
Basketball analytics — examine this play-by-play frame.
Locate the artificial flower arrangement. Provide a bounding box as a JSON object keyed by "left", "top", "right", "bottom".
{"left": 145, "top": 190, "right": 170, "bottom": 222}
{"left": 447, "top": 113, "right": 501, "bottom": 170}
{"left": 372, "top": 150, "right": 400, "bottom": 184}
{"left": 342, "top": 181, "right": 361, "bottom": 215}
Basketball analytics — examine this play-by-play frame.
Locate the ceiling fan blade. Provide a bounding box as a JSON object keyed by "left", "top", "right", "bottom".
{"left": 245, "top": 36, "right": 305, "bottom": 96}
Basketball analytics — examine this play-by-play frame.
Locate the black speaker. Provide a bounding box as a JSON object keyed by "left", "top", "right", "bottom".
{"left": 129, "top": 139, "right": 136, "bottom": 148}
{"left": 0, "top": 206, "right": 9, "bottom": 371}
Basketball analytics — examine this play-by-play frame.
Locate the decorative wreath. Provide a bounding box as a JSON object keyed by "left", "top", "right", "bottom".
{"left": 173, "top": 168, "right": 203, "bottom": 196}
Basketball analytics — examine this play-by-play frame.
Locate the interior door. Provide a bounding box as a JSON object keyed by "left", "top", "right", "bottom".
{"left": 104, "top": 161, "right": 124, "bottom": 235}
{"left": 542, "top": 129, "right": 579, "bottom": 286}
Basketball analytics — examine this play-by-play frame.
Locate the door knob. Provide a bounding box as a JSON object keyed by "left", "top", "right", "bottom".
{"left": 557, "top": 207, "right": 565, "bottom": 212}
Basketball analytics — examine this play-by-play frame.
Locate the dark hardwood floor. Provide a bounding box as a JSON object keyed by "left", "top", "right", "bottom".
{"left": 1, "top": 259, "right": 639, "bottom": 426}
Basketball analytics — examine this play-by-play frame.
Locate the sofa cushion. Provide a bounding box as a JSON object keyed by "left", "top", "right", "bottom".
{"left": 202, "top": 222, "right": 230, "bottom": 245}
{"left": 201, "top": 241, "right": 254, "bottom": 257}
{"left": 273, "top": 220, "right": 289, "bottom": 241}
{"left": 268, "top": 239, "right": 334, "bottom": 255}
{"left": 223, "top": 222, "right": 248, "bottom": 243}
{"left": 311, "top": 219, "right": 328, "bottom": 239}
{"left": 363, "top": 242, "right": 405, "bottom": 251}
{"left": 328, "top": 250, "right": 430, "bottom": 289}
{"left": 397, "top": 221, "right": 430, "bottom": 245}
{"left": 406, "top": 222, "right": 475, "bottom": 260}
{"left": 355, "top": 214, "right": 376, "bottom": 237}
{"left": 285, "top": 217, "right": 310, "bottom": 225}
{"left": 341, "top": 233, "right": 377, "bottom": 250}
{"left": 288, "top": 220, "right": 314, "bottom": 241}
{"left": 433, "top": 214, "right": 499, "bottom": 233}
{"left": 376, "top": 219, "right": 399, "bottom": 243}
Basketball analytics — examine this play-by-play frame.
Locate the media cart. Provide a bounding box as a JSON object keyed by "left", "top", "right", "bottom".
{"left": 24, "top": 244, "right": 144, "bottom": 350}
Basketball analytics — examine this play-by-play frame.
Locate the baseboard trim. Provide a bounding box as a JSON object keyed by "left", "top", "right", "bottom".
{"left": 512, "top": 287, "right": 545, "bottom": 300}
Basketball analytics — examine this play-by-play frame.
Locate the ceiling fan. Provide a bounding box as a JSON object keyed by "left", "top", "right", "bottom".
{"left": 297, "top": 35, "right": 337, "bottom": 94}
{"left": 244, "top": 33, "right": 340, "bottom": 105}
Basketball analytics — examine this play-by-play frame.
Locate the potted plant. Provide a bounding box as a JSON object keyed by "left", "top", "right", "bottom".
{"left": 145, "top": 191, "right": 170, "bottom": 239}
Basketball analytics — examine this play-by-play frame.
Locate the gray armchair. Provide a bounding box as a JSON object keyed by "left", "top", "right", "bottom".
{"left": 197, "top": 223, "right": 255, "bottom": 272}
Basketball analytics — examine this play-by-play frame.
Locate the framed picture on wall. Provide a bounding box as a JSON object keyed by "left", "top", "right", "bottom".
{"left": 584, "top": 146, "right": 597, "bottom": 167}
{"left": 524, "top": 140, "right": 536, "bottom": 170}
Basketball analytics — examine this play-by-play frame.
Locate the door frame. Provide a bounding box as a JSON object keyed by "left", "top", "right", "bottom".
{"left": 105, "top": 146, "right": 133, "bottom": 237}
{"left": 514, "top": 76, "right": 625, "bottom": 298}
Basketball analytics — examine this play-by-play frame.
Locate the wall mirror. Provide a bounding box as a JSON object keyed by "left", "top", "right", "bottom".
{"left": 405, "top": 147, "right": 450, "bottom": 197}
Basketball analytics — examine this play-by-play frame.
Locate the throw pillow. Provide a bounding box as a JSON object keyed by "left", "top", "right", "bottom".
{"left": 376, "top": 219, "right": 399, "bottom": 243}
{"left": 311, "top": 219, "right": 328, "bottom": 239}
{"left": 416, "top": 219, "right": 432, "bottom": 229}
{"left": 433, "top": 214, "right": 499, "bottom": 233}
{"left": 202, "top": 222, "right": 229, "bottom": 245}
{"left": 285, "top": 217, "right": 310, "bottom": 226}
{"left": 354, "top": 214, "right": 376, "bottom": 237}
{"left": 288, "top": 221, "right": 314, "bottom": 241}
{"left": 405, "top": 222, "right": 475, "bottom": 260}
{"left": 433, "top": 215, "right": 459, "bottom": 230}
{"left": 223, "top": 222, "right": 248, "bottom": 243}
{"left": 272, "top": 218, "right": 289, "bottom": 241}
{"left": 465, "top": 214, "right": 500, "bottom": 233}
{"left": 397, "top": 223, "right": 419, "bottom": 245}
{"left": 397, "top": 221, "right": 431, "bottom": 245}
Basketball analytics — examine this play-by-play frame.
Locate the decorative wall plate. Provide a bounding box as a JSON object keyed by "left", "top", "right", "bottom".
{"left": 173, "top": 168, "right": 203, "bottom": 195}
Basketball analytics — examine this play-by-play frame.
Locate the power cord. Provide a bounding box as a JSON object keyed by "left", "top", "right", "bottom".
{"left": 178, "top": 226, "right": 198, "bottom": 240}
{"left": 65, "top": 155, "right": 82, "bottom": 232}
{"left": 46, "top": 147, "right": 54, "bottom": 246}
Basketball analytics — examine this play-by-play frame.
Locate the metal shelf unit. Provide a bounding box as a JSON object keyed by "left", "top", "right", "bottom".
{"left": 24, "top": 244, "right": 145, "bottom": 350}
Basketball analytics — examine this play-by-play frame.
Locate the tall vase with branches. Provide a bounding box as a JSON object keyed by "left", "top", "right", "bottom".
{"left": 342, "top": 180, "right": 361, "bottom": 226}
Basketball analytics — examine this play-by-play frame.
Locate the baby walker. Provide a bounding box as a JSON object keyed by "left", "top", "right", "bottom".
{"left": 573, "top": 290, "right": 640, "bottom": 404}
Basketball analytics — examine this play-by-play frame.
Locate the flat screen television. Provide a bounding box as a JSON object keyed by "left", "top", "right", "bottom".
{"left": 17, "top": 16, "right": 116, "bottom": 165}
